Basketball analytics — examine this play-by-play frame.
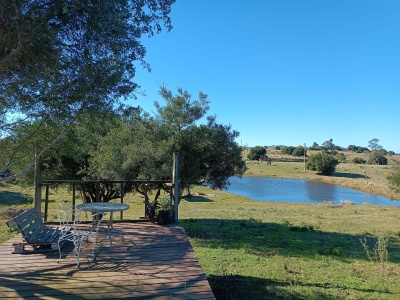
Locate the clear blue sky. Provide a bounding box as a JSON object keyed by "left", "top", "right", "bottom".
{"left": 130, "top": 0, "right": 400, "bottom": 153}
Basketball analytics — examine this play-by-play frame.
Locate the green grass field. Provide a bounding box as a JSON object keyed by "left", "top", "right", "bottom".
{"left": 1, "top": 154, "right": 400, "bottom": 299}
{"left": 179, "top": 186, "right": 400, "bottom": 299}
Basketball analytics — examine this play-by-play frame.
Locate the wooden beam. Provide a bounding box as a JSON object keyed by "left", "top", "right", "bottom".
{"left": 33, "top": 154, "right": 42, "bottom": 213}
{"left": 173, "top": 152, "right": 179, "bottom": 222}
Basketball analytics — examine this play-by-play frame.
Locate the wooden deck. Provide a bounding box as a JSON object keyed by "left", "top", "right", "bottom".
{"left": 0, "top": 222, "right": 215, "bottom": 299}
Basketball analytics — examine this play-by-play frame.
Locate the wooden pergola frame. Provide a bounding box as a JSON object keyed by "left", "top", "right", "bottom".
{"left": 33, "top": 153, "right": 180, "bottom": 222}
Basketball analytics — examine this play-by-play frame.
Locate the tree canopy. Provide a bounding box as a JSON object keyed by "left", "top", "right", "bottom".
{"left": 32, "top": 87, "right": 246, "bottom": 202}
{"left": 0, "top": 0, "right": 175, "bottom": 180}
{"left": 368, "top": 138, "right": 383, "bottom": 151}
{"left": 322, "top": 139, "right": 334, "bottom": 151}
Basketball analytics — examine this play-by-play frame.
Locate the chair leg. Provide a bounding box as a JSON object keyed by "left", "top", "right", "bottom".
{"left": 57, "top": 239, "right": 63, "bottom": 263}
{"left": 74, "top": 238, "right": 82, "bottom": 267}
{"left": 91, "top": 233, "right": 97, "bottom": 258}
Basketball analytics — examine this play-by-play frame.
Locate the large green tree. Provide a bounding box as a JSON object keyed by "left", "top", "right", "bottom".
{"left": 176, "top": 116, "right": 246, "bottom": 193}
{"left": 0, "top": 0, "right": 175, "bottom": 180}
{"left": 153, "top": 87, "right": 245, "bottom": 193}
{"left": 35, "top": 87, "right": 246, "bottom": 202}
{"left": 155, "top": 86, "right": 209, "bottom": 132}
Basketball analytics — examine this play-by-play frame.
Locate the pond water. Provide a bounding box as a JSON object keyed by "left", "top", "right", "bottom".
{"left": 225, "top": 176, "right": 400, "bottom": 206}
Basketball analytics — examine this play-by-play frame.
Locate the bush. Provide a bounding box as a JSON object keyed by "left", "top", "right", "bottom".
{"left": 353, "top": 157, "right": 366, "bottom": 164}
{"left": 306, "top": 152, "right": 339, "bottom": 175}
{"left": 336, "top": 153, "right": 346, "bottom": 163}
{"left": 247, "top": 146, "right": 266, "bottom": 161}
{"left": 292, "top": 146, "right": 306, "bottom": 157}
{"left": 281, "top": 146, "right": 295, "bottom": 156}
{"left": 387, "top": 166, "right": 400, "bottom": 193}
{"left": 368, "top": 150, "right": 388, "bottom": 165}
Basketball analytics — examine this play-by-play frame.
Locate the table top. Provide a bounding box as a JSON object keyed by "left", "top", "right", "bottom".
{"left": 77, "top": 202, "right": 130, "bottom": 213}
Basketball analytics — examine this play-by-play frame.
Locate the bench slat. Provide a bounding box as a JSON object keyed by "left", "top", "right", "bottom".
{"left": 7, "top": 207, "right": 64, "bottom": 253}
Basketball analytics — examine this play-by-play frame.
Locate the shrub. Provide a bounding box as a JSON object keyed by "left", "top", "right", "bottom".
{"left": 292, "top": 146, "right": 306, "bottom": 157}
{"left": 353, "top": 157, "right": 366, "bottom": 164}
{"left": 247, "top": 146, "right": 266, "bottom": 161}
{"left": 281, "top": 146, "right": 295, "bottom": 156}
{"left": 368, "top": 150, "right": 388, "bottom": 165}
{"left": 306, "top": 152, "right": 339, "bottom": 175}
{"left": 336, "top": 153, "right": 346, "bottom": 163}
{"left": 387, "top": 166, "right": 400, "bottom": 193}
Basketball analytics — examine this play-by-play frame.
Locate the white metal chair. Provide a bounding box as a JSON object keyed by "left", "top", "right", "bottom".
{"left": 57, "top": 201, "right": 103, "bottom": 267}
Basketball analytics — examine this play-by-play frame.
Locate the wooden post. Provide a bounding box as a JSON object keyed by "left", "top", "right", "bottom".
{"left": 34, "top": 154, "right": 42, "bottom": 213}
{"left": 120, "top": 182, "right": 124, "bottom": 220}
{"left": 72, "top": 182, "right": 76, "bottom": 221}
{"left": 44, "top": 185, "right": 49, "bottom": 221}
{"left": 96, "top": 181, "right": 100, "bottom": 202}
{"left": 72, "top": 182, "right": 76, "bottom": 207}
{"left": 144, "top": 183, "right": 148, "bottom": 218}
{"left": 173, "top": 152, "right": 179, "bottom": 222}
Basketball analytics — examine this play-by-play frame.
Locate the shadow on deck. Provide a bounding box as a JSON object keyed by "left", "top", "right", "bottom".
{"left": 0, "top": 222, "right": 215, "bottom": 299}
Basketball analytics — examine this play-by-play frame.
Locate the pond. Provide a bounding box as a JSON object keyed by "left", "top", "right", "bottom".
{"left": 225, "top": 176, "right": 400, "bottom": 206}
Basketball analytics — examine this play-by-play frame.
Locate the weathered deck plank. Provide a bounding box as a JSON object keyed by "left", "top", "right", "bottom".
{"left": 0, "top": 222, "right": 215, "bottom": 299}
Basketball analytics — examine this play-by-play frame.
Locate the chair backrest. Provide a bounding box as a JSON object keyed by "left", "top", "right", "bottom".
{"left": 57, "top": 201, "right": 73, "bottom": 234}
{"left": 57, "top": 201, "right": 103, "bottom": 236}
{"left": 74, "top": 209, "right": 104, "bottom": 234}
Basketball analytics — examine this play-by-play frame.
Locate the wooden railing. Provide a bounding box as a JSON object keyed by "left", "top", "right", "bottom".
{"left": 41, "top": 179, "right": 173, "bottom": 222}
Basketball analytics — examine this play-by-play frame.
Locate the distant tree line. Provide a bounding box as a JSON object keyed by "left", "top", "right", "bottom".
{"left": 247, "top": 138, "right": 398, "bottom": 177}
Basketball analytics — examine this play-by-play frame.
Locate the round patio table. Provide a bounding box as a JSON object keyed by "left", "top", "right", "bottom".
{"left": 77, "top": 202, "right": 129, "bottom": 251}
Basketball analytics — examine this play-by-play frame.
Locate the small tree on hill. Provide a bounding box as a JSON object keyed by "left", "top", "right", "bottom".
{"left": 281, "top": 146, "right": 295, "bottom": 156}
{"left": 306, "top": 152, "right": 339, "bottom": 175}
{"left": 368, "top": 138, "right": 383, "bottom": 151}
{"left": 247, "top": 146, "right": 267, "bottom": 160}
{"left": 310, "top": 142, "right": 320, "bottom": 150}
{"left": 292, "top": 146, "right": 306, "bottom": 157}
{"left": 322, "top": 139, "right": 334, "bottom": 151}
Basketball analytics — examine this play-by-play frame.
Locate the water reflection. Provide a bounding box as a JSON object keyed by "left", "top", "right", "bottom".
{"left": 305, "top": 180, "right": 337, "bottom": 203}
{"left": 225, "top": 176, "right": 400, "bottom": 206}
